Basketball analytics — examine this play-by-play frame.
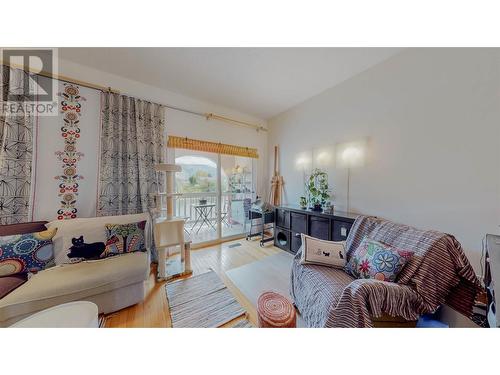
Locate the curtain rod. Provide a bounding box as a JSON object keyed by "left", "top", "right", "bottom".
{"left": 161, "top": 104, "right": 267, "bottom": 132}
{"left": 0, "top": 61, "right": 119, "bottom": 94}
{"left": 1, "top": 61, "right": 267, "bottom": 132}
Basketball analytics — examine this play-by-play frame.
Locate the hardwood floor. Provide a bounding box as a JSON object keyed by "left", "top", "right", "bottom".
{"left": 104, "top": 238, "right": 281, "bottom": 328}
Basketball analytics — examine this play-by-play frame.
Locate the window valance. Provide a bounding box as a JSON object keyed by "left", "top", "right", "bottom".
{"left": 167, "top": 135, "right": 259, "bottom": 159}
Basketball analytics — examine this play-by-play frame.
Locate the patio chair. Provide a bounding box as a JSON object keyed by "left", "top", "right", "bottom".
{"left": 221, "top": 199, "right": 231, "bottom": 227}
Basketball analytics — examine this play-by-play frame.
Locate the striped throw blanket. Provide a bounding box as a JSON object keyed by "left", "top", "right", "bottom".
{"left": 290, "top": 216, "right": 482, "bottom": 328}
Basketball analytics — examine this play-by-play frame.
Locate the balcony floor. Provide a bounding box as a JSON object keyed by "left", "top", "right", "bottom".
{"left": 184, "top": 220, "right": 251, "bottom": 244}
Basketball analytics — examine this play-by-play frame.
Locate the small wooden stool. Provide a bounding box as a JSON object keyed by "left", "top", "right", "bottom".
{"left": 257, "top": 291, "right": 296, "bottom": 328}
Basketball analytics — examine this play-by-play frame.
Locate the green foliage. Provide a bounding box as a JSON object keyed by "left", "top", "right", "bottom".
{"left": 306, "top": 168, "right": 331, "bottom": 206}
{"left": 177, "top": 170, "right": 216, "bottom": 193}
{"left": 180, "top": 179, "right": 216, "bottom": 193}
{"left": 299, "top": 196, "right": 307, "bottom": 207}
{"left": 196, "top": 170, "right": 209, "bottom": 178}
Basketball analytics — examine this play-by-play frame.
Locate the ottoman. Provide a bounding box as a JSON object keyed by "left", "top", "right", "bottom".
{"left": 257, "top": 291, "right": 296, "bottom": 328}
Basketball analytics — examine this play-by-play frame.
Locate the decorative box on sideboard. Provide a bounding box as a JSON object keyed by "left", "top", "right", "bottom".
{"left": 274, "top": 205, "right": 358, "bottom": 254}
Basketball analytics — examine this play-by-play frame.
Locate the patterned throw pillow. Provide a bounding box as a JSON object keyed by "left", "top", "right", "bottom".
{"left": 299, "top": 234, "right": 346, "bottom": 268}
{"left": 102, "top": 220, "right": 147, "bottom": 258}
{"left": 345, "top": 238, "right": 414, "bottom": 282}
{"left": 0, "top": 228, "right": 57, "bottom": 276}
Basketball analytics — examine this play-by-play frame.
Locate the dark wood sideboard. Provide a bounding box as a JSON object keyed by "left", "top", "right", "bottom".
{"left": 274, "top": 205, "right": 358, "bottom": 255}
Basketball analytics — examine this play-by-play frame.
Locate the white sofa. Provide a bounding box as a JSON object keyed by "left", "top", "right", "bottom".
{"left": 0, "top": 214, "right": 151, "bottom": 327}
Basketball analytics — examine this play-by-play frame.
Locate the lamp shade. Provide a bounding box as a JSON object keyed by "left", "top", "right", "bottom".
{"left": 335, "top": 139, "right": 367, "bottom": 168}
{"left": 313, "top": 146, "right": 334, "bottom": 169}
{"left": 295, "top": 151, "right": 312, "bottom": 171}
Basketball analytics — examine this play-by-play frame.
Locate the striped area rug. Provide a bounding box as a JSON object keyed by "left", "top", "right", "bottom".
{"left": 230, "top": 319, "right": 254, "bottom": 328}
{"left": 98, "top": 314, "right": 107, "bottom": 328}
{"left": 166, "top": 271, "right": 245, "bottom": 328}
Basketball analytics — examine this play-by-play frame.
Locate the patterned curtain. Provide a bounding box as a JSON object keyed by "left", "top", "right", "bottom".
{"left": 0, "top": 67, "right": 35, "bottom": 224}
{"left": 97, "top": 92, "right": 165, "bottom": 216}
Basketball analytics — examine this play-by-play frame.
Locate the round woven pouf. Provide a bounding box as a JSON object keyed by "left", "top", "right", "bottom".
{"left": 257, "top": 291, "right": 296, "bottom": 328}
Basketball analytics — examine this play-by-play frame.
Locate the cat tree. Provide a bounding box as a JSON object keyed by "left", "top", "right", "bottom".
{"left": 154, "top": 163, "right": 192, "bottom": 280}
{"left": 155, "top": 163, "right": 182, "bottom": 219}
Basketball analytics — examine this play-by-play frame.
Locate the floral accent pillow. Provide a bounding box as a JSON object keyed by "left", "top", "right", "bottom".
{"left": 0, "top": 228, "right": 57, "bottom": 276}
{"left": 345, "top": 238, "right": 414, "bottom": 282}
{"left": 102, "top": 220, "right": 147, "bottom": 258}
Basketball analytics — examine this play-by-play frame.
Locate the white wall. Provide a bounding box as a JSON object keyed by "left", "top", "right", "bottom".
{"left": 57, "top": 58, "right": 268, "bottom": 198}
{"left": 268, "top": 48, "right": 500, "bottom": 272}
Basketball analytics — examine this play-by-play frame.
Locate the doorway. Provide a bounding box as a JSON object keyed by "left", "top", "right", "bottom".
{"left": 172, "top": 148, "right": 255, "bottom": 245}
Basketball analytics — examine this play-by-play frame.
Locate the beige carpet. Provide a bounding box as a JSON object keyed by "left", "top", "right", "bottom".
{"left": 166, "top": 271, "right": 245, "bottom": 328}
{"left": 226, "top": 251, "right": 294, "bottom": 306}
{"left": 226, "top": 251, "right": 306, "bottom": 327}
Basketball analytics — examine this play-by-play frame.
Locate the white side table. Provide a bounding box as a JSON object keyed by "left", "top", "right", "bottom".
{"left": 10, "top": 301, "right": 98, "bottom": 328}
{"left": 154, "top": 217, "right": 192, "bottom": 280}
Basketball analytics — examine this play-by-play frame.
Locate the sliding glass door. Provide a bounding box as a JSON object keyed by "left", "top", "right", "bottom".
{"left": 220, "top": 154, "right": 254, "bottom": 239}
{"left": 172, "top": 148, "right": 255, "bottom": 245}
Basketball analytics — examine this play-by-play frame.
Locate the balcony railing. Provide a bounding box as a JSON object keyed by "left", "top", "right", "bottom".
{"left": 174, "top": 192, "right": 218, "bottom": 222}
{"left": 156, "top": 192, "right": 252, "bottom": 224}
{"left": 155, "top": 192, "right": 253, "bottom": 243}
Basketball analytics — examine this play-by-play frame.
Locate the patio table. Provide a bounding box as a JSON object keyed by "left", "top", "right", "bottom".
{"left": 192, "top": 203, "right": 217, "bottom": 233}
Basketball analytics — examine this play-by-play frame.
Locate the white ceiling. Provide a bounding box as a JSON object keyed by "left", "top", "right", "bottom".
{"left": 59, "top": 48, "right": 402, "bottom": 120}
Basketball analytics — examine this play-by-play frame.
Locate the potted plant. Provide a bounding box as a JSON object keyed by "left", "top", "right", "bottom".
{"left": 306, "top": 168, "right": 331, "bottom": 211}
{"left": 299, "top": 196, "right": 307, "bottom": 209}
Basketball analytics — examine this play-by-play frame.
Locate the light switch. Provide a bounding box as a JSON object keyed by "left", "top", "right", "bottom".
{"left": 341, "top": 227, "right": 347, "bottom": 237}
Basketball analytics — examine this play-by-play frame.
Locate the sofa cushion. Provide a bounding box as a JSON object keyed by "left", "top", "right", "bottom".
{"left": 299, "top": 234, "right": 346, "bottom": 268}
{"left": 102, "top": 220, "right": 147, "bottom": 258}
{"left": 0, "top": 228, "right": 57, "bottom": 276}
{"left": 345, "top": 238, "right": 414, "bottom": 282}
{"left": 0, "top": 252, "right": 148, "bottom": 324}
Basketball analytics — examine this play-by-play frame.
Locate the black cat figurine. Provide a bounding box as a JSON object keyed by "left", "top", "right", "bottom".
{"left": 68, "top": 236, "right": 105, "bottom": 260}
